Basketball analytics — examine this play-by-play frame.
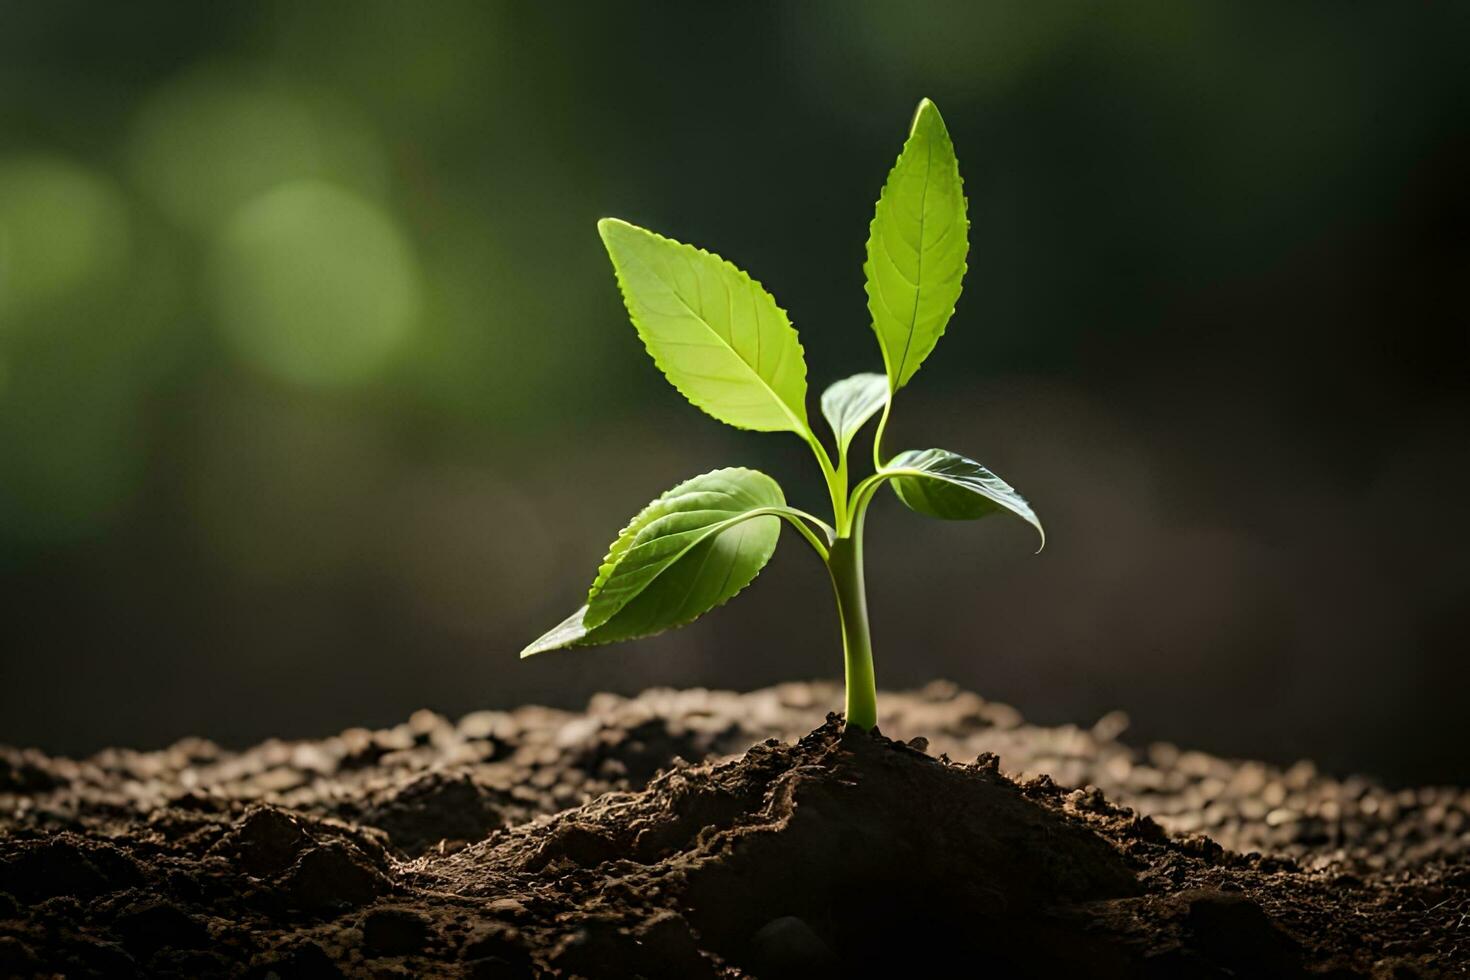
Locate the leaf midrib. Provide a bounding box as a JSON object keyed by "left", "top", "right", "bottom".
{"left": 881, "top": 454, "right": 1043, "bottom": 541}
{"left": 894, "top": 135, "right": 933, "bottom": 386}
{"left": 588, "top": 505, "right": 782, "bottom": 626}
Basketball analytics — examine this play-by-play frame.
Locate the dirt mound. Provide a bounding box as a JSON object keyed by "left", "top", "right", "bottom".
{"left": 0, "top": 686, "right": 1464, "bottom": 977}
{"left": 435, "top": 720, "right": 1147, "bottom": 976}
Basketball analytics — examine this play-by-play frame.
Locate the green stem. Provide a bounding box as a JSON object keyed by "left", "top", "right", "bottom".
{"left": 871, "top": 393, "right": 893, "bottom": 471}
{"left": 805, "top": 424, "right": 877, "bottom": 726}
{"left": 804, "top": 431, "right": 847, "bottom": 530}
{"left": 827, "top": 531, "right": 877, "bottom": 730}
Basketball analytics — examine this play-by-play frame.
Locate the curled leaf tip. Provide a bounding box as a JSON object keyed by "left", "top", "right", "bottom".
{"left": 519, "top": 605, "right": 591, "bottom": 658}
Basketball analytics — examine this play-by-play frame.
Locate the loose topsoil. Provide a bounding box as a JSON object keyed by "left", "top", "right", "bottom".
{"left": 1, "top": 682, "right": 1465, "bottom": 978}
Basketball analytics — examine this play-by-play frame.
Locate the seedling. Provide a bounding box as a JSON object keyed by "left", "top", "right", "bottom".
{"left": 522, "top": 99, "right": 1043, "bottom": 730}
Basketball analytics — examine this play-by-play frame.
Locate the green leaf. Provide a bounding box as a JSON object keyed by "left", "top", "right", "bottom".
{"left": 820, "top": 373, "right": 889, "bottom": 455}
{"left": 864, "top": 98, "right": 968, "bottom": 392}
{"left": 521, "top": 468, "right": 785, "bottom": 657}
{"left": 884, "top": 448, "right": 1044, "bottom": 549}
{"left": 598, "top": 218, "right": 810, "bottom": 434}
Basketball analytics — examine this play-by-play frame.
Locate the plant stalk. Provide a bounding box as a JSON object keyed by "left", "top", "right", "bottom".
{"left": 827, "top": 533, "right": 877, "bottom": 729}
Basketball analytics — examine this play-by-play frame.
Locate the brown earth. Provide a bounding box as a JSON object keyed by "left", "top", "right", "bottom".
{"left": 0, "top": 682, "right": 1465, "bottom": 978}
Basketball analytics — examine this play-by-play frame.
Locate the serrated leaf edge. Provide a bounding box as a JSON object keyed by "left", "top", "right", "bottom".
{"left": 521, "top": 468, "right": 784, "bottom": 657}
{"left": 584, "top": 464, "right": 781, "bottom": 616}
{"left": 599, "top": 218, "right": 811, "bottom": 435}
{"left": 579, "top": 514, "right": 779, "bottom": 649}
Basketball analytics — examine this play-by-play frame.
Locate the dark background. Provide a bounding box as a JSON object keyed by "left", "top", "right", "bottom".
{"left": 2, "top": 1, "right": 1466, "bottom": 785}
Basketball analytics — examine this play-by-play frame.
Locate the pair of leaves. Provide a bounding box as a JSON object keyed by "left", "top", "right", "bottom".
{"left": 521, "top": 469, "right": 784, "bottom": 657}
{"left": 520, "top": 385, "right": 1034, "bottom": 661}
{"left": 596, "top": 100, "right": 967, "bottom": 441}
{"left": 520, "top": 444, "right": 1042, "bottom": 657}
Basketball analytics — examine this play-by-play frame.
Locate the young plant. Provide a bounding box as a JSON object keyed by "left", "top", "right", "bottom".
{"left": 521, "top": 99, "right": 1043, "bottom": 730}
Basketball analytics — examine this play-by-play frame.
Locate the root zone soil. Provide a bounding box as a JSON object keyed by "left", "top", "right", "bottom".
{"left": 0, "top": 683, "right": 1464, "bottom": 978}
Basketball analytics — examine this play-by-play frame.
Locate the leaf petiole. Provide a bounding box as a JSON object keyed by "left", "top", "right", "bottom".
{"left": 871, "top": 391, "right": 893, "bottom": 472}
{"left": 702, "top": 503, "right": 835, "bottom": 561}
{"left": 771, "top": 505, "right": 835, "bottom": 561}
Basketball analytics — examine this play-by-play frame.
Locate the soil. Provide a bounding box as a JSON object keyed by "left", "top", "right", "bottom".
{"left": 1, "top": 682, "right": 1465, "bottom": 978}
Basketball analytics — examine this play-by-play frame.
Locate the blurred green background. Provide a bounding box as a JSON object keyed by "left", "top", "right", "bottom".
{"left": 2, "top": 1, "right": 1467, "bottom": 783}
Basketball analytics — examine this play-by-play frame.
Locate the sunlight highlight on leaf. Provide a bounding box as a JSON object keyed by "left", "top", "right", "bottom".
{"left": 598, "top": 219, "right": 810, "bottom": 434}
{"left": 864, "top": 99, "right": 969, "bottom": 391}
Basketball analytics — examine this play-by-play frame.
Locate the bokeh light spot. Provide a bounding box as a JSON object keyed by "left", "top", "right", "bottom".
{"left": 0, "top": 156, "right": 129, "bottom": 319}
{"left": 209, "top": 180, "right": 421, "bottom": 387}
{"left": 128, "top": 65, "right": 386, "bottom": 233}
